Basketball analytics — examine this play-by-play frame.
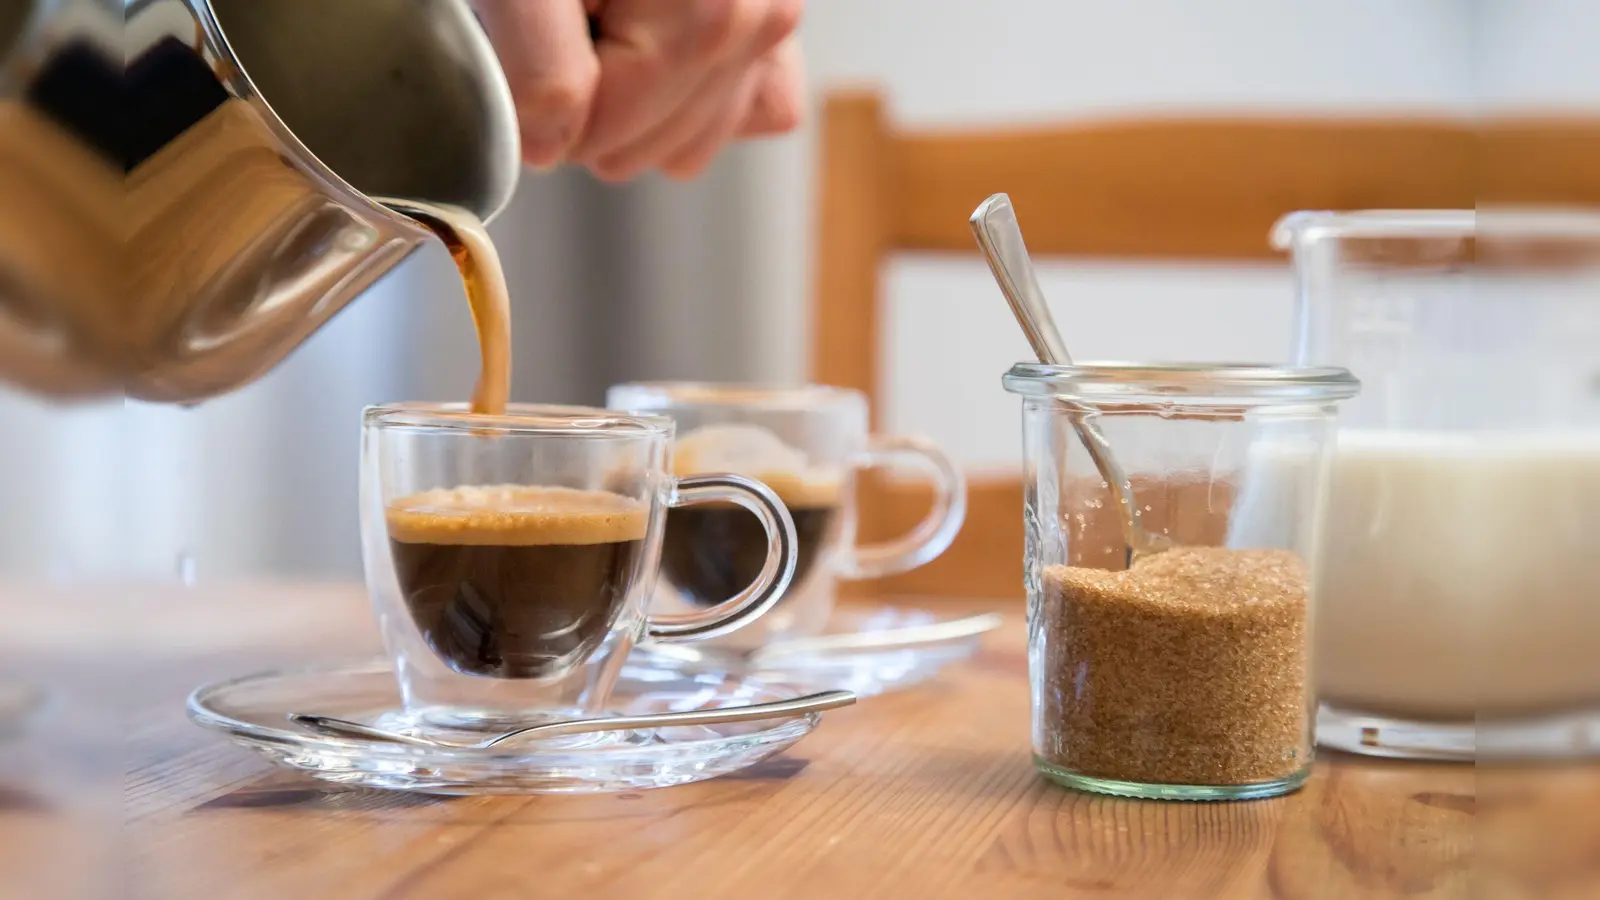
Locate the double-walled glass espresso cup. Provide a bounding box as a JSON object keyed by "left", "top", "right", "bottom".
{"left": 360, "top": 404, "right": 798, "bottom": 736}
{"left": 606, "top": 383, "right": 967, "bottom": 647}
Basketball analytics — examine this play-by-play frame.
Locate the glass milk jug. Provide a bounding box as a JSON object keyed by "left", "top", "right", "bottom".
{"left": 1275, "top": 209, "right": 1600, "bottom": 760}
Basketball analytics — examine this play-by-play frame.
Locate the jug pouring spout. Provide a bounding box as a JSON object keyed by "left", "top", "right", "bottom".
{"left": 0, "top": 0, "right": 522, "bottom": 403}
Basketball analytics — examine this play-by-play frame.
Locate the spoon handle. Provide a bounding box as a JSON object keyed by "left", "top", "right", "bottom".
{"left": 484, "top": 690, "right": 857, "bottom": 747}
{"left": 289, "top": 690, "right": 858, "bottom": 750}
{"left": 970, "top": 193, "right": 1173, "bottom": 565}
{"left": 970, "top": 195, "right": 1071, "bottom": 365}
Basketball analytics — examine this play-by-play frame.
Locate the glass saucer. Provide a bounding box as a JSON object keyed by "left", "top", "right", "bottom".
{"left": 187, "top": 660, "right": 823, "bottom": 795}
{"left": 635, "top": 607, "right": 999, "bottom": 697}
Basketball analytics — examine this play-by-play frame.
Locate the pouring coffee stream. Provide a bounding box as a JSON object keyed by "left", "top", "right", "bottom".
{"left": 969, "top": 194, "right": 1172, "bottom": 566}
{"left": 383, "top": 200, "right": 514, "bottom": 416}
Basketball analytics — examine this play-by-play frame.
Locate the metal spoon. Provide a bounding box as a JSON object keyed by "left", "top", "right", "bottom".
{"left": 970, "top": 193, "right": 1173, "bottom": 565}
{"left": 289, "top": 689, "right": 857, "bottom": 750}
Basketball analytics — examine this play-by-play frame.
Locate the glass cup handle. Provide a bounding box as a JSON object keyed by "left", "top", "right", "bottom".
{"left": 839, "top": 435, "right": 968, "bottom": 580}
{"left": 645, "top": 473, "right": 799, "bottom": 643}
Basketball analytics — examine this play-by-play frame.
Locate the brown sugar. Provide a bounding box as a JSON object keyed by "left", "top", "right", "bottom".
{"left": 1036, "top": 547, "right": 1310, "bottom": 787}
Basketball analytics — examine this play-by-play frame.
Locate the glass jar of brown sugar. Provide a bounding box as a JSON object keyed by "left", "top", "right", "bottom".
{"left": 1002, "top": 362, "right": 1360, "bottom": 801}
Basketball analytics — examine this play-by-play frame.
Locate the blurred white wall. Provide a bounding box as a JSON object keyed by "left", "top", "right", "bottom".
{"left": 740, "top": 0, "right": 1477, "bottom": 470}
{"left": 1477, "top": 0, "right": 1600, "bottom": 112}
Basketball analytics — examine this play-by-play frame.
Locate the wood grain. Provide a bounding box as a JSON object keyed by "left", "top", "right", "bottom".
{"left": 857, "top": 474, "right": 1026, "bottom": 600}
{"left": 810, "top": 91, "right": 892, "bottom": 601}
{"left": 1480, "top": 118, "right": 1600, "bottom": 206}
{"left": 890, "top": 117, "right": 1475, "bottom": 259}
{"left": 810, "top": 91, "right": 890, "bottom": 424}
{"left": 0, "top": 583, "right": 1537, "bottom": 898}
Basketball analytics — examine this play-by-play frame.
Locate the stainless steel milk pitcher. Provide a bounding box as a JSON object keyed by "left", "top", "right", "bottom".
{"left": 0, "top": 0, "right": 521, "bottom": 403}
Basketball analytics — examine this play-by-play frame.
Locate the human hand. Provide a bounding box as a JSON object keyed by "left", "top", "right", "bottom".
{"left": 472, "top": 0, "right": 804, "bottom": 181}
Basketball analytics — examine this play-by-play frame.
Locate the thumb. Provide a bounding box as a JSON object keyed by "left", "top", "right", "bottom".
{"left": 472, "top": 0, "right": 600, "bottom": 169}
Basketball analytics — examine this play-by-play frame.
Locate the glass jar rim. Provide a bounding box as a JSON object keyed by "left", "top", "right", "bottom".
{"left": 364, "top": 402, "right": 674, "bottom": 436}
{"left": 1273, "top": 208, "right": 1600, "bottom": 248}
{"left": 607, "top": 381, "right": 864, "bottom": 410}
{"left": 1272, "top": 209, "right": 1472, "bottom": 247}
{"left": 1002, "top": 362, "right": 1360, "bottom": 403}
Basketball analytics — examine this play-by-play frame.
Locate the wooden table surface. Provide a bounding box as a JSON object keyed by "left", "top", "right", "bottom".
{"left": 2, "top": 582, "right": 1595, "bottom": 899}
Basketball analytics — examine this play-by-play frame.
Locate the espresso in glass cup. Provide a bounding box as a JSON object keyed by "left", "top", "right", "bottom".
{"left": 605, "top": 384, "right": 967, "bottom": 648}
{"left": 361, "top": 403, "right": 798, "bottom": 737}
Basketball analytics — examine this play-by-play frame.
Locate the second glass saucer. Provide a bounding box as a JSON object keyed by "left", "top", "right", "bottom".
{"left": 634, "top": 607, "right": 1001, "bottom": 697}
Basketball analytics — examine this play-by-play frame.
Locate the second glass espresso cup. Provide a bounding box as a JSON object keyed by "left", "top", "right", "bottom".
{"left": 605, "top": 383, "right": 967, "bottom": 646}
{"left": 360, "top": 403, "right": 798, "bottom": 734}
